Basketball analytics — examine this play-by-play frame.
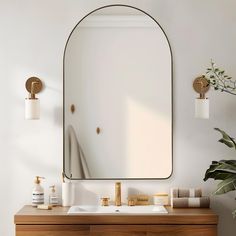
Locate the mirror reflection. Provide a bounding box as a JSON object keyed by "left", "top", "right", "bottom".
{"left": 64, "top": 5, "right": 172, "bottom": 179}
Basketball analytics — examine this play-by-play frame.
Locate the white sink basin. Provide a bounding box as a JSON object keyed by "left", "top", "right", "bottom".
{"left": 67, "top": 205, "right": 168, "bottom": 215}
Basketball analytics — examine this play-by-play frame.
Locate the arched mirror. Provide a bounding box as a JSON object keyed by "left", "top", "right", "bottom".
{"left": 63, "top": 5, "right": 173, "bottom": 179}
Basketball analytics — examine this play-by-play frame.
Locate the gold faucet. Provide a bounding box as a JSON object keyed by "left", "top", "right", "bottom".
{"left": 115, "top": 182, "right": 121, "bottom": 206}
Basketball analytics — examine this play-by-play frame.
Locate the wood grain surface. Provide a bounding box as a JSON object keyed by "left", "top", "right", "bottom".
{"left": 15, "top": 205, "right": 218, "bottom": 236}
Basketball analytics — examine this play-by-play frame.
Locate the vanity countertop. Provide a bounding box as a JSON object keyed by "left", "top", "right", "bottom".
{"left": 15, "top": 205, "right": 218, "bottom": 225}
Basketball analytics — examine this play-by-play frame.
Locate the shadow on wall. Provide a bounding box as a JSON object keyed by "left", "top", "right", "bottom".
{"left": 211, "top": 194, "right": 236, "bottom": 236}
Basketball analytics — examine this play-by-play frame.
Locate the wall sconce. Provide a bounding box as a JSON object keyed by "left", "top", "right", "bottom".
{"left": 25, "top": 77, "right": 43, "bottom": 120}
{"left": 193, "top": 76, "right": 210, "bottom": 119}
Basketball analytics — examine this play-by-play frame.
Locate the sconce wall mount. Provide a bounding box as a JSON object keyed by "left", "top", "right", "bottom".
{"left": 25, "top": 77, "right": 43, "bottom": 120}
{"left": 193, "top": 76, "right": 210, "bottom": 119}
{"left": 25, "top": 77, "right": 43, "bottom": 97}
{"left": 193, "top": 76, "right": 210, "bottom": 98}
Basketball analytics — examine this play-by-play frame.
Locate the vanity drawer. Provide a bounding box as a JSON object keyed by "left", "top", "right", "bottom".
{"left": 16, "top": 225, "right": 90, "bottom": 236}
{"left": 16, "top": 224, "right": 217, "bottom": 236}
{"left": 90, "top": 225, "right": 217, "bottom": 236}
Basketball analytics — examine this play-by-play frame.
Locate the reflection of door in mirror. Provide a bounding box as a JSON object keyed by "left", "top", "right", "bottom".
{"left": 64, "top": 5, "right": 172, "bottom": 179}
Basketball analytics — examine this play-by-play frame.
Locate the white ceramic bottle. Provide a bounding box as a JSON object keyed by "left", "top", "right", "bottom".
{"left": 61, "top": 173, "right": 75, "bottom": 207}
{"left": 32, "top": 176, "right": 45, "bottom": 207}
{"left": 62, "top": 182, "right": 75, "bottom": 207}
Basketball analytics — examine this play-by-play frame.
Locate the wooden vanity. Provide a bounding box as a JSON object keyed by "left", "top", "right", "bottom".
{"left": 15, "top": 205, "right": 218, "bottom": 236}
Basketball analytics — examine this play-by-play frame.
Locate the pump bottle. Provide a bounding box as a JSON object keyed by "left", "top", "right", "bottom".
{"left": 32, "top": 176, "right": 45, "bottom": 207}
{"left": 49, "top": 185, "right": 59, "bottom": 206}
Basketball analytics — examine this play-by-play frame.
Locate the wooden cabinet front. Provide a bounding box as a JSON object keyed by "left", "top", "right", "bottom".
{"left": 16, "top": 225, "right": 90, "bottom": 236}
{"left": 90, "top": 225, "right": 217, "bottom": 236}
{"left": 15, "top": 206, "right": 218, "bottom": 236}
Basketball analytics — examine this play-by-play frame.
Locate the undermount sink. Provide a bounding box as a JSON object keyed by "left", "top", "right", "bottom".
{"left": 67, "top": 205, "right": 168, "bottom": 215}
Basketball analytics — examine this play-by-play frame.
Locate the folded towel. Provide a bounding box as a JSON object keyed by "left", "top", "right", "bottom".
{"left": 170, "top": 188, "right": 179, "bottom": 198}
{"left": 178, "top": 188, "right": 202, "bottom": 198}
{"left": 170, "top": 188, "right": 178, "bottom": 206}
{"left": 171, "top": 197, "right": 210, "bottom": 208}
{"left": 171, "top": 188, "right": 202, "bottom": 198}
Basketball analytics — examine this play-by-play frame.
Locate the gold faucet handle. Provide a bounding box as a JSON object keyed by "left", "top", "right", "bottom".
{"left": 101, "top": 197, "right": 110, "bottom": 206}
{"left": 128, "top": 199, "right": 135, "bottom": 206}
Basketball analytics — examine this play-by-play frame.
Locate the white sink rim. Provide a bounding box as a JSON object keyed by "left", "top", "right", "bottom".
{"left": 67, "top": 205, "right": 168, "bottom": 215}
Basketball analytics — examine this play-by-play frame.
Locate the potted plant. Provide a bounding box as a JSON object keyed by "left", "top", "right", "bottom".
{"left": 204, "top": 128, "right": 236, "bottom": 217}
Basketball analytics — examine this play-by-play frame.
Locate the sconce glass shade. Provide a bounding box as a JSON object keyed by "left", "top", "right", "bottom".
{"left": 25, "top": 98, "right": 40, "bottom": 120}
{"left": 195, "top": 98, "right": 209, "bottom": 119}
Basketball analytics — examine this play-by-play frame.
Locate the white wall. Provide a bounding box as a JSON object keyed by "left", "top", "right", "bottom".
{"left": 1, "top": 0, "right": 236, "bottom": 235}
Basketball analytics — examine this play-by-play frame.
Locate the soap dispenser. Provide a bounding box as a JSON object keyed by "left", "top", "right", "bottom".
{"left": 49, "top": 185, "right": 59, "bottom": 206}
{"left": 32, "top": 176, "right": 45, "bottom": 207}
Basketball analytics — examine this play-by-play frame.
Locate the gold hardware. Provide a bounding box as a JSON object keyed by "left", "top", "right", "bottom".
{"left": 96, "top": 127, "right": 100, "bottom": 134}
{"left": 128, "top": 199, "right": 135, "bottom": 206}
{"left": 193, "top": 76, "right": 210, "bottom": 99}
{"left": 128, "top": 195, "right": 150, "bottom": 205}
{"left": 25, "top": 77, "right": 43, "bottom": 99}
{"left": 70, "top": 104, "right": 75, "bottom": 114}
{"left": 101, "top": 197, "right": 110, "bottom": 206}
{"left": 115, "top": 182, "right": 121, "bottom": 206}
{"left": 34, "top": 176, "right": 45, "bottom": 184}
{"left": 153, "top": 193, "right": 168, "bottom": 197}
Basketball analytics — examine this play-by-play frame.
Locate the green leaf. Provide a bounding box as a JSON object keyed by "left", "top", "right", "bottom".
{"left": 204, "top": 160, "right": 236, "bottom": 181}
{"left": 214, "top": 176, "right": 236, "bottom": 195}
{"left": 204, "top": 170, "right": 234, "bottom": 181}
{"left": 214, "top": 128, "right": 236, "bottom": 149}
{"left": 219, "top": 70, "right": 225, "bottom": 75}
